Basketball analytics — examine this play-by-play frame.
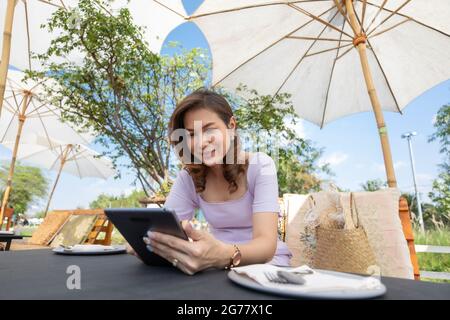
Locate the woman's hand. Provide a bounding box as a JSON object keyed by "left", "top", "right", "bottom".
{"left": 143, "top": 221, "right": 233, "bottom": 275}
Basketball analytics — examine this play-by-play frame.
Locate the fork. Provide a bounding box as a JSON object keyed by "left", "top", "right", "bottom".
{"left": 264, "top": 271, "right": 307, "bottom": 285}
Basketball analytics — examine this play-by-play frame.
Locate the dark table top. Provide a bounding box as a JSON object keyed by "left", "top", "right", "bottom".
{"left": 0, "top": 249, "right": 449, "bottom": 300}
{"left": 0, "top": 234, "right": 23, "bottom": 240}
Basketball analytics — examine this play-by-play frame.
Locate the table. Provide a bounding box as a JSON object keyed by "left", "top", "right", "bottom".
{"left": 0, "top": 249, "right": 449, "bottom": 300}
{"left": 0, "top": 234, "right": 23, "bottom": 251}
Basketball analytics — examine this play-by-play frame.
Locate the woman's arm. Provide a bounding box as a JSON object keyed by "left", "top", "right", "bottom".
{"left": 215, "top": 212, "right": 278, "bottom": 268}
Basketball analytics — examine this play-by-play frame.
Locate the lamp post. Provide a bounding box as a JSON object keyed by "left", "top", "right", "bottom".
{"left": 401, "top": 131, "right": 425, "bottom": 232}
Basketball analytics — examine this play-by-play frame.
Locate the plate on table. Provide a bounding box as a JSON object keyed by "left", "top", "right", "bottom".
{"left": 228, "top": 264, "right": 386, "bottom": 300}
{"left": 52, "top": 244, "right": 127, "bottom": 255}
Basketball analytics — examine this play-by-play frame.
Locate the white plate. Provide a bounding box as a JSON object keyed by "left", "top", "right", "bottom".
{"left": 228, "top": 269, "right": 386, "bottom": 299}
{"left": 52, "top": 245, "right": 127, "bottom": 255}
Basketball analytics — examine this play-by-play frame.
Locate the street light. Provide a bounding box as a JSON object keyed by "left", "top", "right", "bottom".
{"left": 401, "top": 131, "right": 425, "bottom": 232}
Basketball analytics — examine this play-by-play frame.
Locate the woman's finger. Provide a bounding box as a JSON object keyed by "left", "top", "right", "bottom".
{"left": 150, "top": 244, "right": 195, "bottom": 275}
{"left": 147, "top": 231, "right": 193, "bottom": 255}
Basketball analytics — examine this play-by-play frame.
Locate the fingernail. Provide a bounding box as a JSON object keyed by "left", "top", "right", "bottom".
{"left": 143, "top": 236, "right": 150, "bottom": 244}
{"left": 146, "top": 245, "right": 153, "bottom": 252}
{"left": 147, "top": 231, "right": 155, "bottom": 239}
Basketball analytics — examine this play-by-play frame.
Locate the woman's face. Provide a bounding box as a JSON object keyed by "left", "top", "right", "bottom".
{"left": 183, "top": 107, "right": 236, "bottom": 167}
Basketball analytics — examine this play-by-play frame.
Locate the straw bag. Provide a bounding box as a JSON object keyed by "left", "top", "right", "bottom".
{"left": 312, "top": 193, "right": 377, "bottom": 275}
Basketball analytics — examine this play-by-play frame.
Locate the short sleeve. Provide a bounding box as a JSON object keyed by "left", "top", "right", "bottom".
{"left": 164, "top": 169, "right": 199, "bottom": 221}
{"left": 251, "top": 153, "right": 281, "bottom": 214}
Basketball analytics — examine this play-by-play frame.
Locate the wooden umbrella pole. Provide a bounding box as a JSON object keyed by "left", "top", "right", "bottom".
{"left": 345, "top": 0, "right": 397, "bottom": 187}
{"left": 0, "top": 92, "right": 30, "bottom": 225}
{"left": 43, "top": 145, "right": 72, "bottom": 217}
{"left": 0, "top": 0, "right": 16, "bottom": 119}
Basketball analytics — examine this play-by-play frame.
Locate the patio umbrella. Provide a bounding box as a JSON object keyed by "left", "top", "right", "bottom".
{"left": 0, "top": 0, "right": 187, "bottom": 118}
{"left": 2, "top": 135, "right": 115, "bottom": 217}
{"left": 0, "top": 69, "right": 93, "bottom": 222}
{"left": 0, "top": 0, "right": 77, "bottom": 118}
{"left": 188, "top": 0, "right": 450, "bottom": 188}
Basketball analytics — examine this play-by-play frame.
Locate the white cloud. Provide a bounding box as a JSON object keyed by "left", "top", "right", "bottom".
{"left": 394, "top": 161, "right": 407, "bottom": 170}
{"left": 319, "top": 152, "right": 349, "bottom": 167}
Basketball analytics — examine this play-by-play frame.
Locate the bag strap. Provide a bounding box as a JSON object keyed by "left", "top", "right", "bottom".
{"left": 349, "top": 192, "right": 361, "bottom": 228}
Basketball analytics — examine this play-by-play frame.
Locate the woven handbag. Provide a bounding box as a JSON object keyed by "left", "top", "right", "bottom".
{"left": 312, "top": 193, "right": 377, "bottom": 275}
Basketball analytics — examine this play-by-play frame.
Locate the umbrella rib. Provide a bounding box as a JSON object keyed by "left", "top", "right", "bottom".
{"left": 366, "top": 0, "right": 412, "bottom": 37}
{"left": 287, "top": 36, "right": 352, "bottom": 42}
{"left": 360, "top": 0, "right": 367, "bottom": 30}
{"left": 74, "top": 155, "right": 83, "bottom": 179}
{"left": 289, "top": 3, "right": 354, "bottom": 39}
{"left": 152, "top": 0, "right": 186, "bottom": 19}
{"left": 353, "top": 8, "right": 402, "bottom": 114}
{"left": 320, "top": 17, "right": 347, "bottom": 128}
{"left": 369, "top": 17, "right": 412, "bottom": 39}
{"left": 364, "top": 0, "right": 387, "bottom": 33}
{"left": 0, "top": 109, "right": 18, "bottom": 142}
{"left": 274, "top": 8, "right": 342, "bottom": 96}
{"left": 332, "top": 0, "right": 358, "bottom": 35}
{"left": 212, "top": 5, "right": 337, "bottom": 87}
{"left": 364, "top": 1, "right": 450, "bottom": 38}
{"left": 37, "top": 0, "right": 65, "bottom": 9}
{"left": 35, "top": 110, "right": 55, "bottom": 150}
{"left": 189, "top": 1, "right": 328, "bottom": 19}
{"left": 304, "top": 43, "right": 353, "bottom": 58}
{"left": 23, "top": 1, "right": 32, "bottom": 70}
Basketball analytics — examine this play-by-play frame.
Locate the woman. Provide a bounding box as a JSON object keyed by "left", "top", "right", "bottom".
{"left": 129, "top": 88, "right": 292, "bottom": 274}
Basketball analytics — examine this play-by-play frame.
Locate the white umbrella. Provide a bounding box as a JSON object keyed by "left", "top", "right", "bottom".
{"left": 0, "top": 0, "right": 77, "bottom": 118}
{"left": 0, "top": 0, "right": 187, "bottom": 117}
{"left": 0, "top": 69, "right": 94, "bottom": 221}
{"left": 188, "top": 0, "right": 450, "bottom": 188}
{"left": 2, "top": 134, "right": 115, "bottom": 216}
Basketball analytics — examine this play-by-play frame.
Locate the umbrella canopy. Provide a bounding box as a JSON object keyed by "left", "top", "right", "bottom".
{"left": 0, "top": 69, "right": 94, "bottom": 222}
{"left": 2, "top": 134, "right": 115, "bottom": 216}
{"left": 0, "top": 0, "right": 187, "bottom": 117}
{"left": 188, "top": 0, "right": 450, "bottom": 187}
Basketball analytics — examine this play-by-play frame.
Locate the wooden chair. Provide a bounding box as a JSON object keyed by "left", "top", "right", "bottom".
{"left": 1, "top": 207, "right": 14, "bottom": 231}
{"left": 52, "top": 209, "right": 114, "bottom": 245}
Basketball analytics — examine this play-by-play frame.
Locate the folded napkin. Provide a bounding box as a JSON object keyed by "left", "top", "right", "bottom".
{"left": 232, "top": 264, "right": 382, "bottom": 293}
{"left": 0, "top": 230, "right": 15, "bottom": 235}
{"left": 62, "top": 244, "right": 115, "bottom": 252}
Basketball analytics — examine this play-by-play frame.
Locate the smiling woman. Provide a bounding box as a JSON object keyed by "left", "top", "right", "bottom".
{"left": 127, "top": 89, "right": 292, "bottom": 275}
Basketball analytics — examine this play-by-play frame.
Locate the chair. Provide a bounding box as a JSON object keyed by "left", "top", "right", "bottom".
{"left": 1, "top": 207, "right": 14, "bottom": 231}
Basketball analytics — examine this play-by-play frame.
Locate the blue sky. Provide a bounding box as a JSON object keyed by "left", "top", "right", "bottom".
{"left": 1, "top": 0, "right": 449, "bottom": 215}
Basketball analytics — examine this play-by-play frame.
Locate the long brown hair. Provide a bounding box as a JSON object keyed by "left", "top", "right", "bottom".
{"left": 169, "top": 88, "right": 248, "bottom": 194}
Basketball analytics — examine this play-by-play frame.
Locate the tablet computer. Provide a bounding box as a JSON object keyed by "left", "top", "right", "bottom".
{"left": 104, "top": 208, "right": 189, "bottom": 266}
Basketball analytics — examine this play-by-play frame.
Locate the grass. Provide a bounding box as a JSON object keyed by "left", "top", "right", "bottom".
{"left": 413, "top": 228, "right": 450, "bottom": 283}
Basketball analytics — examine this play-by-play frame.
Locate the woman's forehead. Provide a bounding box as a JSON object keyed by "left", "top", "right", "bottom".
{"left": 183, "top": 108, "right": 222, "bottom": 127}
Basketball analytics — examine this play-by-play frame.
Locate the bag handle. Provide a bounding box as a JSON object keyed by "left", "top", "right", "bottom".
{"left": 349, "top": 192, "right": 361, "bottom": 229}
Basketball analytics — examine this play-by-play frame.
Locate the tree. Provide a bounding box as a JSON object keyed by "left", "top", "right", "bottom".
{"left": 360, "top": 179, "right": 387, "bottom": 192}
{"left": 34, "top": 0, "right": 330, "bottom": 198}
{"left": 32, "top": 0, "right": 208, "bottom": 196}
{"left": 0, "top": 163, "right": 49, "bottom": 215}
{"left": 90, "top": 189, "right": 147, "bottom": 209}
{"left": 428, "top": 104, "right": 450, "bottom": 227}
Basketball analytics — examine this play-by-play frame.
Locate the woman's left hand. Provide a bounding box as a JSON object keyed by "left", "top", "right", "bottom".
{"left": 143, "top": 222, "right": 230, "bottom": 275}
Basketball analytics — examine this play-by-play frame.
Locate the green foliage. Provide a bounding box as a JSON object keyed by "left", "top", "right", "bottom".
{"left": 31, "top": 0, "right": 208, "bottom": 195}
{"left": 428, "top": 104, "right": 450, "bottom": 228}
{"left": 228, "top": 85, "right": 331, "bottom": 195}
{"left": 360, "top": 179, "right": 387, "bottom": 192}
{"left": 0, "top": 163, "right": 49, "bottom": 215}
{"left": 89, "top": 189, "right": 147, "bottom": 209}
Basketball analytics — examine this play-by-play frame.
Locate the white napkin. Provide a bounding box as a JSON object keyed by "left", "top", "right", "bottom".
{"left": 62, "top": 244, "right": 115, "bottom": 252}
{"left": 0, "top": 230, "right": 15, "bottom": 235}
{"left": 232, "top": 264, "right": 382, "bottom": 293}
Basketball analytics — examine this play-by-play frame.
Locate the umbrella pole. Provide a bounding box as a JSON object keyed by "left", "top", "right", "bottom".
{"left": 43, "top": 145, "right": 72, "bottom": 217}
{"left": 0, "top": 0, "right": 16, "bottom": 119}
{"left": 345, "top": 0, "right": 397, "bottom": 188}
{"left": 0, "top": 92, "right": 30, "bottom": 225}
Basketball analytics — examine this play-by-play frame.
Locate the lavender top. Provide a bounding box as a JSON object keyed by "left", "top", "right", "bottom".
{"left": 164, "top": 152, "right": 292, "bottom": 266}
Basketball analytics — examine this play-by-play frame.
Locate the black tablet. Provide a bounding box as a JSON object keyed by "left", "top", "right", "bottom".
{"left": 104, "top": 208, "right": 189, "bottom": 266}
